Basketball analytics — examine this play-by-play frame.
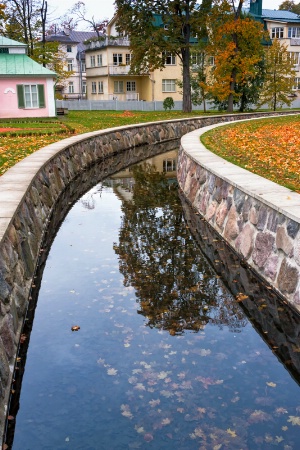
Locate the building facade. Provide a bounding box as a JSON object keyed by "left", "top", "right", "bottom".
{"left": 0, "top": 36, "right": 56, "bottom": 119}
{"left": 85, "top": 17, "right": 183, "bottom": 102}
{"left": 46, "top": 30, "right": 98, "bottom": 100}
{"left": 84, "top": 1, "right": 300, "bottom": 104}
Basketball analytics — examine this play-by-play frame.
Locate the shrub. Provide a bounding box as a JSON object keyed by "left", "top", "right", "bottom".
{"left": 163, "top": 97, "right": 175, "bottom": 111}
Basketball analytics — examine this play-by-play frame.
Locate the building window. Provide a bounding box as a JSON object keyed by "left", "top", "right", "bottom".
{"left": 81, "top": 61, "right": 86, "bottom": 72}
{"left": 293, "top": 77, "right": 300, "bottom": 90}
{"left": 17, "top": 84, "right": 45, "bottom": 109}
{"left": 82, "top": 81, "right": 86, "bottom": 94}
{"left": 97, "top": 54, "right": 102, "bottom": 66}
{"left": 114, "top": 81, "right": 124, "bottom": 93}
{"left": 126, "top": 53, "right": 131, "bottom": 65}
{"left": 290, "top": 52, "right": 300, "bottom": 65}
{"left": 191, "top": 53, "right": 204, "bottom": 66}
{"left": 67, "top": 44, "right": 72, "bottom": 52}
{"left": 271, "top": 27, "right": 284, "bottom": 39}
{"left": 288, "top": 27, "right": 300, "bottom": 38}
{"left": 162, "top": 79, "right": 176, "bottom": 92}
{"left": 163, "top": 159, "right": 176, "bottom": 172}
{"left": 163, "top": 52, "right": 176, "bottom": 65}
{"left": 91, "top": 82, "right": 97, "bottom": 94}
{"left": 68, "top": 82, "right": 74, "bottom": 94}
{"left": 0, "top": 48, "right": 8, "bottom": 53}
{"left": 113, "top": 53, "right": 123, "bottom": 65}
{"left": 207, "top": 56, "right": 215, "bottom": 66}
{"left": 126, "top": 81, "right": 136, "bottom": 91}
{"left": 90, "top": 56, "right": 96, "bottom": 68}
{"left": 98, "top": 81, "right": 104, "bottom": 93}
{"left": 67, "top": 59, "right": 73, "bottom": 71}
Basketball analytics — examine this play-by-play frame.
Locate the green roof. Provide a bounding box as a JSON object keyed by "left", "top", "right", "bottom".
{"left": 0, "top": 54, "right": 56, "bottom": 77}
{"left": 0, "top": 36, "right": 27, "bottom": 47}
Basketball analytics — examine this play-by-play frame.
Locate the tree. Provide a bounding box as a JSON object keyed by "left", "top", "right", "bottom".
{"left": 258, "top": 38, "right": 296, "bottom": 111}
{"left": 0, "top": 3, "right": 5, "bottom": 33}
{"left": 69, "top": 1, "right": 108, "bottom": 37}
{"left": 205, "top": 0, "right": 265, "bottom": 113}
{"left": 114, "top": 0, "right": 212, "bottom": 113}
{"left": 279, "top": 0, "right": 300, "bottom": 15}
{"left": 113, "top": 163, "right": 247, "bottom": 334}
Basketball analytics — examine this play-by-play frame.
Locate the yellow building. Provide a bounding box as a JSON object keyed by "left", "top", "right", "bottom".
{"left": 84, "top": 15, "right": 182, "bottom": 102}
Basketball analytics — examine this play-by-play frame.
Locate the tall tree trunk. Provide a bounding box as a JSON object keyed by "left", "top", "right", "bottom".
{"left": 182, "top": 47, "right": 192, "bottom": 113}
{"left": 227, "top": 67, "right": 236, "bottom": 113}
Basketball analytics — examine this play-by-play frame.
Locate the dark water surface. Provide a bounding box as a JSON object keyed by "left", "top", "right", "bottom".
{"left": 8, "top": 157, "right": 300, "bottom": 450}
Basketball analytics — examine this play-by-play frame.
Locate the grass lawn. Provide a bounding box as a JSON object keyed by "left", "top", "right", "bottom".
{"left": 1, "top": 111, "right": 300, "bottom": 193}
{"left": 201, "top": 114, "right": 300, "bottom": 193}
{"left": 0, "top": 110, "right": 206, "bottom": 175}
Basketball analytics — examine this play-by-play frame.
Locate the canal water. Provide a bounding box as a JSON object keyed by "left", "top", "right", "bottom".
{"left": 7, "top": 151, "right": 300, "bottom": 449}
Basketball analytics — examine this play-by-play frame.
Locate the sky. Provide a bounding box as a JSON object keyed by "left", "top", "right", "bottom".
{"left": 47, "top": 0, "right": 286, "bottom": 30}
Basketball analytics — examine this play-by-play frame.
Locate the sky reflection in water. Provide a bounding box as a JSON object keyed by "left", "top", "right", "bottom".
{"left": 10, "top": 159, "right": 300, "bottom": 450}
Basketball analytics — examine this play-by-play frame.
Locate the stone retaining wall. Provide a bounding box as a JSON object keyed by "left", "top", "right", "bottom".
{"left": 178, "top": 123, "right": 300, "bottom": 316}
{"left": 0, "top": 111, "right": 299, "bottom": 443}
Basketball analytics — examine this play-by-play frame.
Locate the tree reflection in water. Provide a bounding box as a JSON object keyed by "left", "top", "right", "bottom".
{"left": 113, "top": 163, "right": 247, "bottom": 335}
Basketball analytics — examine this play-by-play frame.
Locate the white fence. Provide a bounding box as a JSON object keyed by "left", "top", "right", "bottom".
{"left": 56, "top": 98, "right": 300, "bottom": 112}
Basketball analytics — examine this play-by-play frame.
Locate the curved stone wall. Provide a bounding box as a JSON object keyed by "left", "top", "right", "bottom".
{"left": 0, "top": 111, "right": 299, "bottom": 442}
{"left": 178, "top": 121, "right": 300, "bottom": 315}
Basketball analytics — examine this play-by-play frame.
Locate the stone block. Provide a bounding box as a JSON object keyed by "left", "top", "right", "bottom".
{"left": 253, "top": 232, "right": 275, "bottom": 269}
{"left": 276, "top": 226, "right": 293, "bottom": 256}
{"left": 278, "top": 259, "right": 299, "bottom": 294}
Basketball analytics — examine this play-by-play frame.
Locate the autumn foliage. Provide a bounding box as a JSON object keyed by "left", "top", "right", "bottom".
{"left": 201, "top": 115, "right": 300, "bottom": 193}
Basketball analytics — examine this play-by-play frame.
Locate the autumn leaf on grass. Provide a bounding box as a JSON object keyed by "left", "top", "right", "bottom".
{"left": 226, "top": 428, "right": 237, "bottom": 438}
{"left": 288, "top": 415, "right": 300, "bottom": 426}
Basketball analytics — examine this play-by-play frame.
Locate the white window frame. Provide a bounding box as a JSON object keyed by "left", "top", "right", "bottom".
{"left": 114, "top": 81, "right": 124, "bottom": 93}
{"left": 24, "top": 84, "right": 38, "bottom": 108}
{"left": 91, "top": 81, "right": 97, "bottom": 94}
{"left": 162, "top": 79, "right": 176, "bottom": 92}
{"left": 163, "top": 159, "right": 176, "bottom": 172}
{"left": 81, "top": 61, "right": 86, "bottom": 72}
{"left": 288, "top": 27, "right": 300, "bottom": 38}
{"left": 113, "top": 53, "right": 123, "bottom": 65}
{"left": 98, "top": 81, "right": 104, "bottom": 93}
{"left": 126, "top": 53, "right": 131, "bottom": 65}
{"left": 90, "top": 55, "right": 96, "bottom": 68}
{"left": 97, "top": 54, "right": 102, "bottom": 66}
{"left": 126, "top": 81, "right": 136, "bottom": 92}
{"left": 68, "top": 82, "right": 74, "bottom": 94}
{"left": 67, "top": 59, "right": 73, "bottom": 71}
{"left": 271, "top": 27, "right": 284, "bottom": 39}
{"left": 163, "top": 52, "right": 176, "bottom": 65}
{"left": 82, "top": 81, "right": 86, "bottom": 94}
{"left": 293, "top": 77, "right": 300, "bottom": 90}
{"left": 66, "top": 44, "right": 72, "bottom": 53}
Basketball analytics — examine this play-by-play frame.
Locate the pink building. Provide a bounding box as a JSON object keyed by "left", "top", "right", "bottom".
{"left": 0, "top": 37, "right": 56, "bottom": 119}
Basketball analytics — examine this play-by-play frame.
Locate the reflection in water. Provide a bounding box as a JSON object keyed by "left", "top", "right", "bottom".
{"left": 5, "top": 155, "right": 300, "bottom": 450}
{"left": 114, "top": 163, "right": 247, "bottom": 335}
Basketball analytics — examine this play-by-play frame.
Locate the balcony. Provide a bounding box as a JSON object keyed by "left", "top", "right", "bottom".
{"left": 86, "top": 37, "right": 130, "bottom": 50}
{"left": 108, "top": 93, "right": 139, "bottom": 101}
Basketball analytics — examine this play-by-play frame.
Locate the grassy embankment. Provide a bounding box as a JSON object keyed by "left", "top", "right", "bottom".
{"left": 0, "top": 111, "right": 300, "bottom": 194}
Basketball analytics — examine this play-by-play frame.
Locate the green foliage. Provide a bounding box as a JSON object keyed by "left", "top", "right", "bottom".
{"left": 279, "top": 0, "right": 300, "bottom": 14}
{"left": 258, "top": 39, "right": 296, "bottom": 111}
{"left": 114, "top": 0, "right": 213, "bottom": 112}
{"left": 163, "top": 97, "right": 175, "bottom": 110}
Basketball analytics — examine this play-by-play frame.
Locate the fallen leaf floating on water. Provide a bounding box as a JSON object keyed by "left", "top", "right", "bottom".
{"left": 226, "top": 428, "right": 237, "bottom": 437}
{"left": 287, "top": 415, "right": 300, "bottom": 426}
{"left": 71, "top": 325, "right": 80, "bottom": 331}
{"left": 266, "top": 382, "right": 276, "bottom": 388}
{"left": 236, "top": 293, "right": 249, "bottom": 302}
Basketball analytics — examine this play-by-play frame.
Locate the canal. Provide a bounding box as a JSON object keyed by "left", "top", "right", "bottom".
{"left": 6, "top": 150, "right": 300, "bottom": 449}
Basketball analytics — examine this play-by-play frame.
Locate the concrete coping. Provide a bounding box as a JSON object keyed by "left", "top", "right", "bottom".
{"left": 181, "top": 118, "right": 300, "bottom": 223}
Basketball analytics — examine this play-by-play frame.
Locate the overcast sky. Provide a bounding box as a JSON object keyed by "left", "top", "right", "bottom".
{"left": 47, "top": 0, "right": 285, "bottom": 30}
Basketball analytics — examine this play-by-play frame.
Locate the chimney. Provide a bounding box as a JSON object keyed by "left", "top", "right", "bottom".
{"left": 250, "top": 0, "right": 262, "bottom": 16}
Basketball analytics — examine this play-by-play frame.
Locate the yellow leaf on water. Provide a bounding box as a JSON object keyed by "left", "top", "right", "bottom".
{"left": 266, "top": 382, "right": 276, "bottom": 387}
{"left": 226, "top": 428, "right": 237, "bottom": 437}
{"left": 288, "top": 416, "right": 300, "bottom": 426}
